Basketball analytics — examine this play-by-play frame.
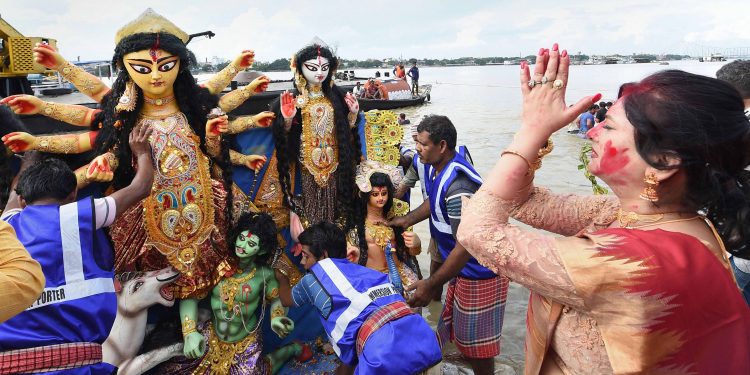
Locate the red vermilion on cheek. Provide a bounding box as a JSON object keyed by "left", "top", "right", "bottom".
{"left": 598, "top": 140, "right": 630, "bottom": 175}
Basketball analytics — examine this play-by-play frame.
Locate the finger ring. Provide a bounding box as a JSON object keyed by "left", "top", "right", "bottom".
{"left": 528, "top": 80, "right": 543, "bottom": 88}
{"left": 541, "top": 76, "right": 549, "bottom": 84}
{"left": 553, "top": 79, "right": 564, "bottom": 89}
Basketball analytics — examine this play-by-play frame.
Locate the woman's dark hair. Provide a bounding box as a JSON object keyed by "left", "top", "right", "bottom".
{"left": 270, "top": 44, "right": 362, "bottom": 232}
{"left": 90, "top": 32, "right": 233, "bottom": 244}
{"left": 229, "top": 212, "right": 279, "bottom": 265}
{"left": 619, "top": 70, "right": 750, "bottom": 258}
{"left": 0, "top": 106, "right": 27, "bottom": 207}
{"left": 298, "top": 221, "right": 347, "bottom": 259}
{"left": 15, "top": 158, "right": 76, "bottom": 203}
{"left": 355, "top": 172, "right": 409, "bottom": 266}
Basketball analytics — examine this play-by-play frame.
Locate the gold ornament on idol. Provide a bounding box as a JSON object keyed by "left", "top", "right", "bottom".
{"left": 114, "top": 8, "right": 189, "bottom": 44}
{"left": 219, "top": 267, "right": 257, "bottom": 311}
{"left": 143, "top": 95, "right": 175, "bottom": 106}
{"left": 116, "top": 79, "right": 138, "bottom": 113}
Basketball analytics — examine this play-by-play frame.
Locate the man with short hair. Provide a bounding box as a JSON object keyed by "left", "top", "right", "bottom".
{"left": 391, "top": 115, "right": 508, "bottom": 375}
{"left": 595, "top": 101, "right": 608, "bottom": 123}
{"left": 275, "top": 222, "right": 442, "bottom": 375}
{"left": 407, "top": 61, "right": 420, "bottom": 95}
{"left": 0, "top": 126, "right": 154, "bottom": 374}
{"left": 579, "top": 104, "right": 597, "bottom": 137}
{"left": 717, "top": 59, "right": 750, "bottom": 306}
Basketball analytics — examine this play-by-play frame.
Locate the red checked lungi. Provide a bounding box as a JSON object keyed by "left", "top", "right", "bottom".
{"left": 0, "top": 342, "right": 103, "bottom": 374}
{"left": 437, "top": 275, "right": 509, "bottom": 359}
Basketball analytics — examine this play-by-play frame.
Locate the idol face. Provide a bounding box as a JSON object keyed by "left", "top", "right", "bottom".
{"left": 123, "top": 48, "right": 179, "bottom": 98}
{"left": 235, "top": 230, "right": 264, "bottom": 258}
{"left": 368, "top": 186, "right": 388, "bottom": 210}
{"left": 301, "top": 56, "right": 330, "bottom": 86}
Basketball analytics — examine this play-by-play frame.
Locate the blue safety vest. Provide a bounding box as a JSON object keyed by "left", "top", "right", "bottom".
{"left": 1, "top": 197, "right": 117, "bottom": 374}
{"left": 426, "top": 153, "right": 495, "bottom": 279}
{"left": 412, "top": 145, "right": 471, "bottom": 201}
{"left": 311, "top": 259, "right": 440, "bottom": 373}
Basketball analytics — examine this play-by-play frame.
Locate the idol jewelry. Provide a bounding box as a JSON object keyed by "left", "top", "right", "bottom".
{"left": 116, "top": 79, "right": 138, "bottom": 113}
{"left": 143, "top": 95, "right": 175, "bottom": 106}
{"left": 553, "top": 79, "right": 564, "bottom": 89}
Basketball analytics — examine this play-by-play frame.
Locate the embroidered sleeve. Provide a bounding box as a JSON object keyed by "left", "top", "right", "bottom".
{"left": 510, "top": 187, "right": 619, "bottom": 236}
{"left": 457, "top": 188, "right": 587, "bottom": 309}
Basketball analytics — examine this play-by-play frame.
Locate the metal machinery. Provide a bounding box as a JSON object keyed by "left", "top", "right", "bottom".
{"left": 0, "top": 14, "right": 58, "bottom": 97}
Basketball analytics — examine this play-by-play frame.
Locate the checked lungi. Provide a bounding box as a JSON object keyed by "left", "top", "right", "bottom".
{"left": 437, "top": 275, "right": 509, "bottom": 359}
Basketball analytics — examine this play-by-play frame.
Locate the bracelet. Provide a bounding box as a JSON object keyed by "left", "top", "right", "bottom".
{"left": 182, "top": 316, "right": 197, "bottom": 337}
{"left": 500, "top": 150, "right": 533, "bottom": 176}
{"left": 533, "top": 138, "right": 554, "bottom": 170}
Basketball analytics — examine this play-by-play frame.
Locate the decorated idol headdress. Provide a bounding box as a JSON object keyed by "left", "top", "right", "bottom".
{"left": 115, "top": 8, "right": 189, "bottom": 44}
{"left": 355, "top": 160, "right": 404, "bottom": 193}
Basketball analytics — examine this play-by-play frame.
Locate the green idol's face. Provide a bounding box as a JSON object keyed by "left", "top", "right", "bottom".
{"left": 235, "top": 230, "right": 263, "bottom": 258}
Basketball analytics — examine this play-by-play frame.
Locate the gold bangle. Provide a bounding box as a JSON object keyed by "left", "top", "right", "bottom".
{"left": 271, "top": 305, "right": 285, "bottom": 319}
{"left": 500, "top": 150, "right": 533, "bottom": 176}
{"left": 182, "top": 316, "right": 197, "bottom": 337}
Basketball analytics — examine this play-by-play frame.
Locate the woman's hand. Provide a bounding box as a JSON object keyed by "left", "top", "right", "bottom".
{"left": 1, "top": 95, "right": 44, "bottom": 115}
{"left": 1, "top": 132, "right": 37, "bottom": 153}
{"left": 33, "top": 42, "right": 65, "bottom": 70}
{"left": 206, "top": 115, "right": 228, "bottom": 137}
{"left": 232, "top": 50, "right": 256, "bottom": 69}
{"left": 519, "top": 44, "right": 600, "bottom": 144}
{"left": 247, "top": 75, "right": 270, "bottom": 93}
{"left": 252, "top": 111, "right": 276, "bottom": 127}
{"left": 280, "top": 91, "right": 297, "bottom": 120}
{"left": 344, "top": 92, "right": 359, "bottom": 114}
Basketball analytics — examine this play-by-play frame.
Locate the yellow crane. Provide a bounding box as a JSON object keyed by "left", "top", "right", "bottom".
{"left": 0, "top": 13, "right": 58, "bottom": 96}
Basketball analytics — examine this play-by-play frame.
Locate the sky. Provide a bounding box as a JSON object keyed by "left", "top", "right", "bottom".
{"left": 2, "top": 0, "right": 749, "bottom": 63}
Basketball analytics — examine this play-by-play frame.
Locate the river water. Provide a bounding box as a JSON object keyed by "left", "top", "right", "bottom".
{"left": 263, "top": 60, "right": 728, "bottom": 373}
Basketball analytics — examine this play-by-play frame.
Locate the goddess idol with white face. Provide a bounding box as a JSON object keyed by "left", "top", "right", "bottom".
{"left": 271, "top": 41, "right": 363, "bottom": 232}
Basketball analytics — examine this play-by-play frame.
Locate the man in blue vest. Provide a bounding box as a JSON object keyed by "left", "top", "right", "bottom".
{"left": 0, "top": 125, "right": 154, "bottom": 374}
{"left": 390, "top": 115, "right": 508, "bottom": 375}
{"left": 395, "top": 123, "right": 475, "bottom": 302}
{"left": 275, "top": 222, "right": 442, "bottom": 375}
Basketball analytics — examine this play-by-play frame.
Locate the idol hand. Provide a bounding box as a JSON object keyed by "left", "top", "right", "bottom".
{"left": 183, "top": 331, "right": 206, "bottom": 358}
{"left": 405, "top": 279, "right": 435, "bottom": 308}
{"left": 252, "top": 111, "right": 275, "bottom": 127}
{"left": 344, "top": 92, "right": 359, "bottom": 114}
{"left": 280, "top": 91, "right": 297, "bottom": 120}
{"left": 33, "top": 42, "right": 65, "bottom": 70}
{"left": 2, "top": 132, "right": 37, "bottom": 153}
{"left": 233, "top": 50, "right": 256, "bottom": 69}
{"left": 243, "top": 154, "right": 267, "bottom": 172}
{"left": 271, "top": 317, "right": 295, "bottom": 338}
{"left": 86, "top": 154, "right": 114, "bottom": 182}
{"left": 403, "top": 231, "right": 421, "bottom": 256}
{"left": 247, "top": 75, "right": 270, "bottom": 93}
{"left": 520, "top": 44, "right": 600, "bottom": 142}
{"left": 1, "top": 95, "right": 44, "bottom": 115}
{"left": 206, "top": 115, "right": 229, "bottom": 136}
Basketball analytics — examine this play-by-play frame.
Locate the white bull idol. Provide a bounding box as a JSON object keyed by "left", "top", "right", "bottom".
{"left": 103, "top": 267, "right": 181, "bottom": 375}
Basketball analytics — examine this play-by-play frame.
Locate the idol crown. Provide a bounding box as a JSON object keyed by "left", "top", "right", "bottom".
{"left": 115, "top": 8, "right": 189, "bottom": 44}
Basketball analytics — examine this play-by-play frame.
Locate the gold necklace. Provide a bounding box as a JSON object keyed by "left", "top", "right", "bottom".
{"left": 627, "top": 216, "right": 700, "bottom": 229}
{"left": 616, "top": 209, "right": 666, "bottom": 228}
{"left": 143, "top": 95, "right": 175, "bottom": 106}
{"left": 220, "top": 266, "right": 257, "bottom": 311}
{"left": 365, "top": 219, "right": 394, "bottom": 250}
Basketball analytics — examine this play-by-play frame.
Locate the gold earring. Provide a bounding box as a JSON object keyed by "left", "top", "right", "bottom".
{"left": 639, "top": 171, "right": 659, "bottom": 202}
{"left": 116, "top": 79, "right": 138, "bottom": 113}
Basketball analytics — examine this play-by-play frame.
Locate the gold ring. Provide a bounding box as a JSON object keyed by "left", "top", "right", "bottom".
{"left": 553, "top": 79, "right": 564, "bottom": 89}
